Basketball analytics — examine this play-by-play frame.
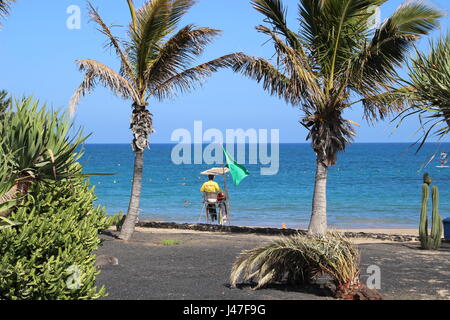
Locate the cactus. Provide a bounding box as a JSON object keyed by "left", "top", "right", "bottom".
{"left": 419, "top": 183, "right": 429, "bottom": 245}
{"left": 419, "top": 174, "right": 443, "bottom": 250}
{"left": 430, "top": 186, "right": 443, "bottom": 248}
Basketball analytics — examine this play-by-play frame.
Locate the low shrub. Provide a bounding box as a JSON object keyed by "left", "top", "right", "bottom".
{"left": 0, "top": 96, "right": 117, "bottom": 300}
{"left": 0, "top": 167, "right": 113, "bottom": 300}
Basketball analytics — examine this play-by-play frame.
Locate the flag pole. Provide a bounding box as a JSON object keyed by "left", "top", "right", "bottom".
{"left": 223, "top": 160, "right": 231, "bottom": 225}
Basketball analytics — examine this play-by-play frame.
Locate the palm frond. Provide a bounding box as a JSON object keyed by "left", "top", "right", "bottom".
{"left": 251, "top": 0, "right": 301, "bottom": 50}
{"left": 127, "top": 0, "right": 138, "bottom": 32}
{"left": 151, "top": 53, "right": 246, "bottom": 100}
{"left": 0, "top": 0, "right": 15, "bottom": 18}
{"left": 324, "top": 0, "right": 384, "bottom": 90}
{"left": 398, "top": 32, "right": 450, "bottom": 150}
{"left": 69, "top": 59, "right": 140, "bottom": 114}
{"left": 87, "top": 2, "right": 135, "bottom": 82}
{"left": 255, "top": 25, "right": 320, "bottom": 100}
{"left": 232, "top": 54, "right": 297, "bottom": 105}
{"left": 129, "top": 0, "right": 194, "bottom": 82}
{"left": 390, "top": 1, "right": 443, "bottom": 35}
{"left": 361, "top": 86, "right": 415, "bottom": 121}
{"left": 146, "top": 25, "right": 222, "bottom": 90}
{"left": 352, "top": 1, "right": 443, "bottom": 99}
{"left": 408, "top": 34, "right": 450, "bottom": 114}
{"left": 299, "top": 0, "right": 382, "bottom": 80}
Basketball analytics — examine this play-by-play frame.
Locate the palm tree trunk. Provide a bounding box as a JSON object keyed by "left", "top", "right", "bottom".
{"left": 118, "top": 149, "right": 144, "bottom": 241}
{"left": 308, "top": 158, "right": 328, "bottom": 235}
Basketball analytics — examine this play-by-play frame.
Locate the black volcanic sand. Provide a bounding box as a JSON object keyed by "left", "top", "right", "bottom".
{"left": 96, "top": 228, "right": 450, "bottom": 300}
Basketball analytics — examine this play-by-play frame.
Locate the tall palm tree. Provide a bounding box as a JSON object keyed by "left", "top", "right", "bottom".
{"left": 70, "top": 0, "right": 244, "bottom": 240}
{"left": 397, "top": 33, "right": 450, "bottom": 147}
{"left": 232, "top": 0, "right": 442, "bottom": 234}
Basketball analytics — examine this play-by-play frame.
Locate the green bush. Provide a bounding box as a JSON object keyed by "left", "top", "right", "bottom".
{"left": 0, "top": 169, "right": 112, "bottom": 300}
{"left": 0, "top": 97, "right": 115, "bottom": 300}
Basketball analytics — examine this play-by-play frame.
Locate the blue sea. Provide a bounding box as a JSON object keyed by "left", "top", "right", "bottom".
{"left": 80, "top": 143, "right": 450, "bottom": 229}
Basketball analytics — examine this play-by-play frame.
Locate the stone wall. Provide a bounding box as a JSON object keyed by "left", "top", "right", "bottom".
{"left": 136, "top": 221, "right": 419, "bottom": 242}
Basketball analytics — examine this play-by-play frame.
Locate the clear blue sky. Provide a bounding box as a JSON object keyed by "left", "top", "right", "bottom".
{"left": 1, "top": 0, "right": 449, "bottom": 143}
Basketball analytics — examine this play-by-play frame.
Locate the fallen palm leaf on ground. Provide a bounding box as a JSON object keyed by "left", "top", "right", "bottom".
{"left": 230, "top": 232, "right": 381, "bottom": 300}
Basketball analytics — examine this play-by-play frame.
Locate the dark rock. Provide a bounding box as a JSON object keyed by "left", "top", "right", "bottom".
{"left": 335, "top": 283, "right": 383, "bottom": 300}
{"left": 96, "top": 255, "right": 119, "bottom": 268}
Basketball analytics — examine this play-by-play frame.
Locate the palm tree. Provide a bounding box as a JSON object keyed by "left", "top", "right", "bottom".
{"left": 397, "top": 33, "right": 450, "bottom": 147}
{"left": 0, "top": 0, "right": 15, "bottom": 25}
{"left": 232, "top": 0, "right": 442, "bottom": 234}
{"left": 70, "top": 0, "right": 244, "bottom": 240}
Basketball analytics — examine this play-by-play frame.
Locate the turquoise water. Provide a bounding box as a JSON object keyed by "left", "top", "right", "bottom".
{"left": 80, "top": 143, "right": 450, "bottom": 229}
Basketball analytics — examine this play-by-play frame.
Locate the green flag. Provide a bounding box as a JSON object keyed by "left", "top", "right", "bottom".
{"left": 223, "top": 147, "right": 249, "bottom": 186}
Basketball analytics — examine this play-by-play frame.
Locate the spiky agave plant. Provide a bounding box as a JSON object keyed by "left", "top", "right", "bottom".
{"left": 230, "top": 232, "right": 362, "bottom": 296}
{"left": 0, "top": 150, "right": 18, "bottom": 225}
{"left": 0, "top": 90, "right": 10, "bottom": 115}
{"left": 0, "top": 97, "right": 88, "bottom": 215}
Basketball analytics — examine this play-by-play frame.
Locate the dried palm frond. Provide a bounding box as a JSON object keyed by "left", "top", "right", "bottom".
{"left": 230, "top": 232, "right": 360, "bottom": 290}
{"left": 0, "top": 0, "right": 15, "bottom": 22}
{"left": 87, "top": 2, "right": 135, "bottom": 81}
{"left": 152, "top": 53, "right": 247, "bottom": 100}
{"left": 231, "top": 54, "right": 296, "bottom": 104}
{"left": 69, "top": 59, "right": 140, "bottom": 114}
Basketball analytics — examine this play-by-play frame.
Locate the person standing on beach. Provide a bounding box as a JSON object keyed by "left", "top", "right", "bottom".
{"left": 200, "top": 175, "right": 222, "bottom": 221}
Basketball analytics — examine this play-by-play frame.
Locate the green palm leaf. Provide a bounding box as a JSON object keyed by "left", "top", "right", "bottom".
{"left": 398, "top": 32, "right": 450, "bottom": 148}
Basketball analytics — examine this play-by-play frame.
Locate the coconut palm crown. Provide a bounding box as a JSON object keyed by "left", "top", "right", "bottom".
{"left": 70, "top": 0, "right": 245, "bottom": 240}
{"left": 232, "top": 0, "right": 443, "bottom": 234}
